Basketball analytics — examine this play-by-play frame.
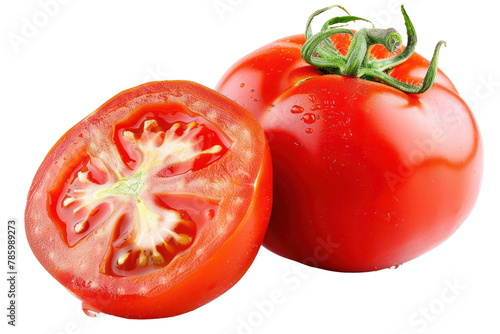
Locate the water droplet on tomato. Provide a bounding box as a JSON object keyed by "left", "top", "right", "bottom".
{"left": 305, "top": 128, "right": 313, "bottom": 134}
{"left": 240, "top": 83, "right": 245, "bottom": 88}
{"left": 301, "top": 113, "right": 316, "bottom": 124}
{"left": 311, "top": 104, "right": 322, "bottom": 111}
{"left": 290, "top": 105, "right": 304, "bottom": 114}
{"left": 389, "top": 264, "right": 401, "bottom": 269}
{"left": 309, "top": 95, "right": 316, "bottom": 102}
{"left": 82, "top": 302, "right": 103, "bottom": 317}
{"left": 250, "top": 89, "right": 255, "bottom": 92}
{"left": 207, "top": 209, "right": 215, "bottom": 220}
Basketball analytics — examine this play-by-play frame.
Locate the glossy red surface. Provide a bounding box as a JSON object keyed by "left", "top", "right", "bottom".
{"left": 217, "top": 34, "right": 483, "bottom": 272}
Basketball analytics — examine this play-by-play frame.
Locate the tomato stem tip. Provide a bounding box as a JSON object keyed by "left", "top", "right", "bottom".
{"left": 301, "top": 5, "right": 444, "bottom": 94}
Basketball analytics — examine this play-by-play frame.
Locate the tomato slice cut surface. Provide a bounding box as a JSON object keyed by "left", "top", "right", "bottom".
{"left": 25, "top": 81, "right": 272, "bottom": 319}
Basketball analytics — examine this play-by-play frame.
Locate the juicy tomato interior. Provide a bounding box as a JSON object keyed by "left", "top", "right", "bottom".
{"left": 47, "top": 102, "right": 231, "bottom": 277}
{"left": 113, "top": 103, "right": 230, "bottom": 174}
{"left": 26, "top": 81, "right": 272, "bottom": 319}
{"left": 48, "top": 148, "right": 112, "bottom": 246}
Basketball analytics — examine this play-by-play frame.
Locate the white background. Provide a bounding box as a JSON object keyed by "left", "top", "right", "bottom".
{"left": 1, "top": 0, "right": 499, "bottom": 333}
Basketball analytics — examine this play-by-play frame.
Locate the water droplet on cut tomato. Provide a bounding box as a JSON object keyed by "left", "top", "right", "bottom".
{"left": 290, "top": 105, "right": 304, "bottom": 114}
{"left": 207, "top": 209, "right": 215, "bottom": 220}
{"left": 82, "top": 302, "right": 104, "bottom": 318}
{"left": 240, "top": 83, "right": 245, "bottom": 88}
{"left": 309, "top": 95, "right": 316, "bottom": 102}
{"left": 301, "top": 113, "right": 316, "bottom": 124}
{"left": 305, "top": 128, "right": 313, "bottom": 134}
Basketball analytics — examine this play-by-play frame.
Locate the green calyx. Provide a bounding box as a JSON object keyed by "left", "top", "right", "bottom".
{"left": 301, "top": 5, "right": 446, "bottom": 94}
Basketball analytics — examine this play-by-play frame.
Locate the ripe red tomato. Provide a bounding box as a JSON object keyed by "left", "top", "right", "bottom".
{"left": 25, "top": 81, "right": 272, "bottom": 318}
{"left": 217, "top": 13, "right": 483, "bottom": 272}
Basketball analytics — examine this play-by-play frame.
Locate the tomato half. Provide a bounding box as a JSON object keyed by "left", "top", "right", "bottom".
{"left": 25, "top": 81, "right": 272, "bottom": 318}
{"left": 216, "top": 31, "right": 483, "bottom": 272}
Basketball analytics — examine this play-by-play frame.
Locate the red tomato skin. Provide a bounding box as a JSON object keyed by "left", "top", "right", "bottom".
{"left": 25, "top": 81, "right": 273, "bottom": 318}
{"left": 217, "top": 35, "right": 483, "bottom": 272}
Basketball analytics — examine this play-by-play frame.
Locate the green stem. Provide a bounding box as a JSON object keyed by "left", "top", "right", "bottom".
{"left": 301, "top": 27, "right": 352, "bottom": 71}
{"left": 319, "top": 15, "right": 373, "bottom": 60}
{"left": 373, "top": 5, "right": 417, "bottom": 70}
{"left": 362, "top": 40, "right": 446, "bottom": 94}
{"left": 342, "top": 28, "right": 403, "bottom": 77}
{"left": 300, "top": 4, "right": 445, "bottom": 94}
{"left": 305, "top": 5, "right": 350, "bottom": 40}
{"left": 342, "top": 29, "right": 368, "bottom": 77}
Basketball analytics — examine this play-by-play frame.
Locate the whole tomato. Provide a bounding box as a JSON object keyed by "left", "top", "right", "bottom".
{"left": 25, "top": 81, "right": 272, "bottom": 318}
{"left": 216, "top": 6, "right": 483, "bottom": 272}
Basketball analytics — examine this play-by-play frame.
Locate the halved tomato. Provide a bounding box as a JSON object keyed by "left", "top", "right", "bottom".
{"left": 25, "top": 80, "right": 272, "bottom": 319}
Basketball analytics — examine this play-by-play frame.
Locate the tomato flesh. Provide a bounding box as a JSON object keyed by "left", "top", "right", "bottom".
{"left": 113, "top": 102, "right": 231, "bottom": 173}
{"left": 25, "top": 81, "right": 272, "bottom": 318}
{"left": 48, "top": 149, "right": 112, "bottom": 247}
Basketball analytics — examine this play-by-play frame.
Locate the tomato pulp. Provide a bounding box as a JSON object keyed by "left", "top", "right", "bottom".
{"left": 25, "top": 81, "right": 272, "bottom": 318}
{"left": 217, "top": 31, "right": 483, "bottom": 272}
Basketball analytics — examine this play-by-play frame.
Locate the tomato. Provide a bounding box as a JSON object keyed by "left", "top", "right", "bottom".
{"left": 25, "top": 80, "right": 272, "bottom": 318}
{"left": 216, "top": 7, "right": 483, "bottom": 272}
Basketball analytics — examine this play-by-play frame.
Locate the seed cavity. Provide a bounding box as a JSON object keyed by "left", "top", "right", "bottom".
{"left": 162, "top": 239, "right": 175, "bottom": 254}
{"left": 121, "top": 120, "right": 225, "bottom": 174}
{"left": 74, "top": 220, "right": 88, "bottom": 234}
{"left": 175, "top": 233, "right": 191, "bottom": 246}
{"left": 78, "top": 171, "right": 89, "bottom": 183}
{"left": 123, "top": 130, "right": 135, "bottom": 141}
{"left": 138, "top": 250, "right": 148, "bottom": 267}
{"left": 203, "top": 145, "right": 222, "bottom": 155}
{"left": 61, "top": 116, "right": 225, "bottom": 276}
{"left": 151, "top": 243, "right": 165, "bottom": 266}
{"left": 187, "top": 121, "right": 197, "bottom": 130}
{"left": 143, "top": 119, "right": 158, "bottom": 131}
{"left": 117, "top": 252, "right": 130, "bottom": 266}
{"left": 63, "top": 196, "right": 76, "bottom": 207}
